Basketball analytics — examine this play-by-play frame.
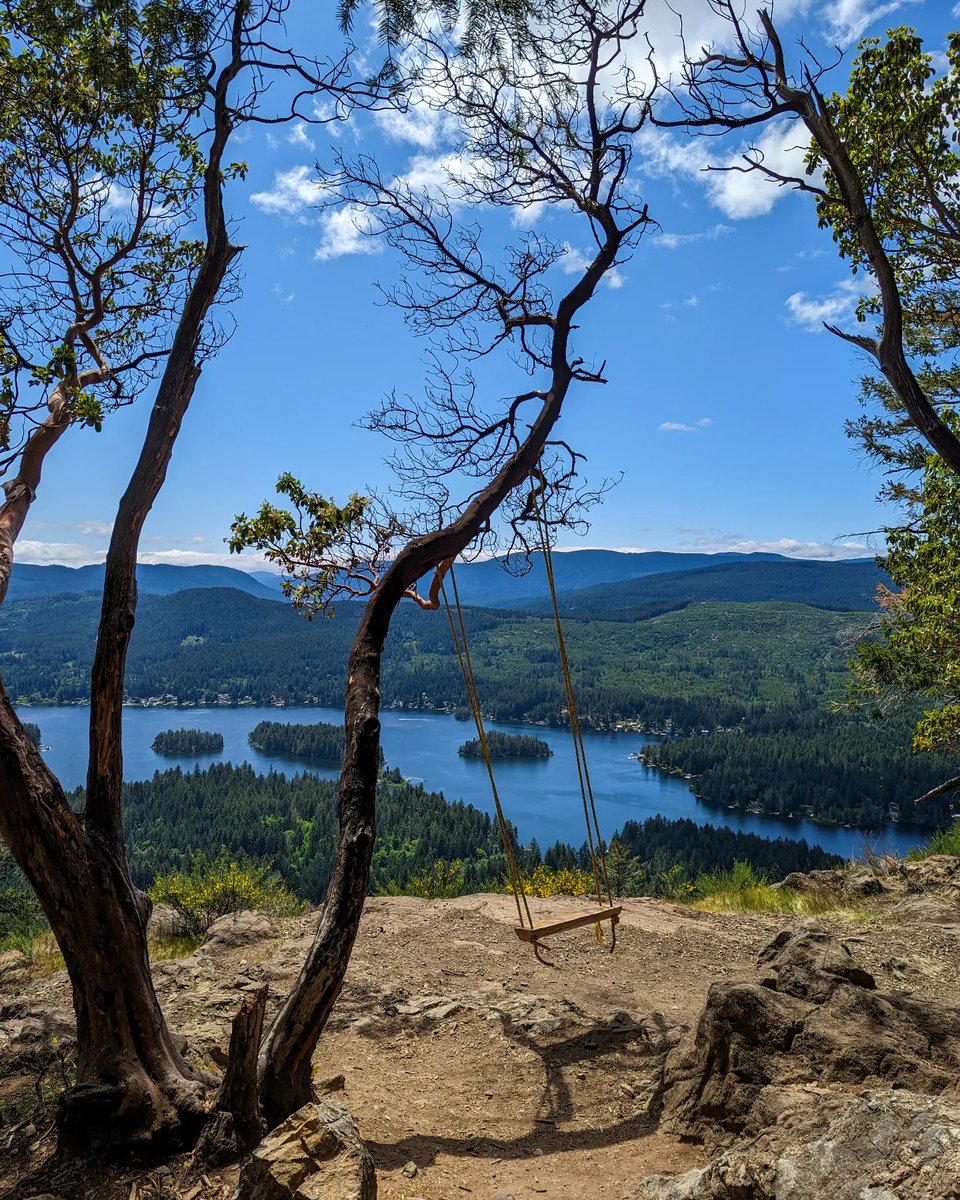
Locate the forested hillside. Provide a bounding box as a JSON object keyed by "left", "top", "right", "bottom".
{"left": 0, "top": 588, "right": 860, "bottom": 728}
{"left": 115, "top": 764, "right": 843, "bottom": 901}
{"left": 6, "top": 586, "right": 953, "bottom": 831}
{"left": 519, "top": 558, "right": 887, "bottom": 617}
{"left": 641, "top": 709, "right": 959, "bottom": 828}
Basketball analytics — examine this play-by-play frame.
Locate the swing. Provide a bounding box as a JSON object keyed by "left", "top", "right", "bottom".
{"left": 439, "top": 469, "right": 621, "bottom": 952}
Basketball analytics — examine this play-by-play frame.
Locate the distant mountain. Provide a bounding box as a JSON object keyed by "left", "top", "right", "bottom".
{"left": 8, "top": 550, "right": 880, "bottom": 611}
{"left": 517, "top": 558, "right": 888, "bottom": 617}
{"left": 447, "top": 549, "right": 792, "bottom": 606}
{"left": 8, "top": 563, "right": 281, "bottom": 603}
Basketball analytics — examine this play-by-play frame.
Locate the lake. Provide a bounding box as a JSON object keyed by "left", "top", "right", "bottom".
{"left": 24, "top": 704, "right": 929, "bottom": 861}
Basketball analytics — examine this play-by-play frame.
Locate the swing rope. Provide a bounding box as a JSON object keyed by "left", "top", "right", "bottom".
{"left": 527, "top": 470, "right": 616, "bottom": 947}
{"left": 441, "top": 565, "right": 534, "bottom": 931}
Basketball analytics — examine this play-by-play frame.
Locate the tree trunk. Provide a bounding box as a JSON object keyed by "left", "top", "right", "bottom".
{"left": 257, "top": 603, "right": 385, "bottom": 1128}
{"left": 0, "top": 690, "right": 205, "bottom": 1157}
{"left": 256, "top": 213, "right": 623, "bottom": 1126}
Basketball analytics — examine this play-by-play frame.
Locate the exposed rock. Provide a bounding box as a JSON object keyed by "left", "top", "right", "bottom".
{"left": 146, "top": 902, "right": 192, "bottom": 939}
{"left": 238, "top": 1101, "right": 376, "bottom": 1200}
{"left": 639, "top": 1088, "right": 960, "bottom": 1199}
{"left": 902, "top": 855, "right": 960, "bottom": 897}
{"left": 0, "top": 998, "right": 75, "bottom": 1075}
{"left": 775, "top": 869, "right": 846, "bottom": 896}
{"left": 775, "top": 868, "right": 886, "bottom": 901}
{"left": 202, "top": 910, "right": 278, "bottom": 952}
{"left": 657, "top": 923, "right": 960, "bottom": 1144}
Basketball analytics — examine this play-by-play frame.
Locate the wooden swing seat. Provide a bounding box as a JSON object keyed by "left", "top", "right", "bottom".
{"left": 514, "top": 905, "right": 622, "bottom": 943}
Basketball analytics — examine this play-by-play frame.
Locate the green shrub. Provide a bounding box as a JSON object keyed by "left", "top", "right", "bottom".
{"left": 149, "top": 849, "right": 305, "bottom": 934}
{"left": 406, "top": 859, "right": 466, "bottom": 899}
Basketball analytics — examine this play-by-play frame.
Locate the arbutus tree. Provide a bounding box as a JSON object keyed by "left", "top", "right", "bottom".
{"left": 0, "top": 0, "right": 376, "bottom": 1156}
{"left": 646, "top": 5, "right": 960, "bottom": 803}
{"left": 648, "top": 2, "right": 960, "bottom": 476}
{"left": 231, "top": 0, "right": 658, "bottom": 1126}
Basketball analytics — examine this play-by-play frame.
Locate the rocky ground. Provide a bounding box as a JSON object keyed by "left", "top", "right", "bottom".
{"left": 2, "top": 858, "right": 960, "bottom": 1199}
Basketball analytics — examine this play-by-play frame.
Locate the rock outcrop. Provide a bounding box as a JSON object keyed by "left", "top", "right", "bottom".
{"left": 640, "top": 1089, "right": 960, "bottom": 1200}
{"left": 238, "top": 1101, "right": 376, "bottom": 1200}
{"left": 656, "top": 923, "right": 960, "bottom": 1145}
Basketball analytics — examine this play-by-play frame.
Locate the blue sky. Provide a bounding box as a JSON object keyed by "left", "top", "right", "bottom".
{"left": 17, "top": 0, "right": 959, "bottom": 572}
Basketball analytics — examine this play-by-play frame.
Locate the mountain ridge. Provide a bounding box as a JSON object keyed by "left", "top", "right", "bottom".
{"left": 9, "top": 549, "right": 876, "bottom": 608}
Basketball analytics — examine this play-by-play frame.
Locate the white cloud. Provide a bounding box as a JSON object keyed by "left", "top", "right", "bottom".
{"left": 79, "top": 519, "right": 113, "bottom": 537}
{"left": 719, "top": 537, "right": 871, "bottom": 559}
{"left": 658, "top": 417, "right": 713, "bottom": 433}
{"left": 250, "top": 165, "right": 325, "bottom": 219}
{"left": 661, "top": 295, "right": 700, "bottom": 310}
{"left": 375, "top": 103, "right": 455, "bottom": 150}
{"left": 313, "top": 206, "right": 381, "bottom": 262}
{"left": 511, "top": 200, "right": 548, "bottom": 229}
{"left": 272, "top": 283, "right": 296, "bottom": 305}
{"left": 559, "top": 244, "right": 625, "bottom": 289}
{"left": 16, "top": 540, "right": 105, "bottom": 565}
{"left": 653, "top": 223, "right": 732, "bottom": 250}
{"left": 287, "top": 123, "right": 315, "bottom": 150}
{"left": 822, "top": 0, "right": 913, "bottom": 43}
{"left": 638, "top": 120, "right": 814, "bottom": 220}
{"left": 785, "top": 277, "right": 862, "bottom": 332}
{"left": 135, "top": 548, "right": 269, "bottom": 570}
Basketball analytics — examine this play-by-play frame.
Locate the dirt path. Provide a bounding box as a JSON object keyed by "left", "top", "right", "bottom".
{"left": 4, "top": 886, "right": 960, "bottom": 1199}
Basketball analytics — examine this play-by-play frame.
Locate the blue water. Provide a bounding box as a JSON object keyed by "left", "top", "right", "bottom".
{"left": 24, "top": 704, "right": 929, "bottom": 861}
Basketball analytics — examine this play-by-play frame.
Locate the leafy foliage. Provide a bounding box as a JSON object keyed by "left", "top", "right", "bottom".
{"left": 518, "top": 863, "right": 594, "bottom": 897}
{"left": 404, "top": 858, "right": 467, "bottom": 898}
{"left": 148, "top": 849, "right": 305, "bottom": 935}
{"left": 0, "top": 0, "right": 208, "bottom": 450}
{"left": 851, "top": 443, "right": 960, "bottom": 755}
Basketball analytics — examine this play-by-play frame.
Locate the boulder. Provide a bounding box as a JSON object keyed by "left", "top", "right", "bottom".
{"left": 0, "top": 999, "right": 75, "bottom": 1075}
{"left": 147, "top": 902, "right": 193, "bottom": 940}
{"left": 657, "top": 922, "right": 960, "bottom": 1144}
{"left": 238, "top": 1101, "right": 376, "bottom": 1200}
{"left": 203, "top": 910, "right": 278, "bottom": 952}
{"left": 639, "top": 1088, "right": 960, "bottom": 1199}
{"left": 775, "top": 870, "right": 846, "bottom": 896}
{"left": 902, "top": 855, "right": 960, "bottom": 896}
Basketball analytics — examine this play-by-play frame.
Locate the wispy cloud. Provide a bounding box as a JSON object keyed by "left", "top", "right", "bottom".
{"left": 658, "top": 417, "right": 713, "bottom": 433}
{"left": 313, "top": 205, "right": 381, "bottom": 262}
{"left": 250, "top": 165, "right": 325, "bottom": 219}
{"left": 652, "top": 223, "right": 731, "bottom": 250}
{"left": 821, "top": 0, "right": 914, "bottom": 42}
{"left": 287, "top": 123, "right": 315, "bottom": 150}
{"left": 560, "top": 244, "right": 625, "bottom": 289}
{"left": 785, "top": 278, "right": 862, "bottom": 332}
{"left": 717, "top": 536, "right": 871, "bottom": 559}
{"left": 637, "top": 121, "right": 814, "bottom": 220}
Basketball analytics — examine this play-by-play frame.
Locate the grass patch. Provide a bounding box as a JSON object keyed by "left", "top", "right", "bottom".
{"left": 21, "top": 930, "right": 65, "bottom": 977}
{"left": 906, "top": 822, "right": 960, "bottom": 860}
{"left": 148, "top": 932, "right": 204, "bottom": 962}
{"left": 690, "top": 860, "right": 860, "bottom": 917}
{"left": 695, "top": 882, "right": 857, "bottom": 916}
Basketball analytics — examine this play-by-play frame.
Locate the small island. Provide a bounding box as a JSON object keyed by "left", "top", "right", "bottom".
{"left": 23, "top": 722, "right": 41, "bottom": 749}
{"left": 151, "top": 729, "right": 224, "bottom": 756}
{"left": 458, "top": 731, "right": 553, "bottom": 760}
{"left": 249, "top": 720, "right": 343, "bottom": 761}
{"left": 249, "top": 720, "right": 385, "bottom": 765}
